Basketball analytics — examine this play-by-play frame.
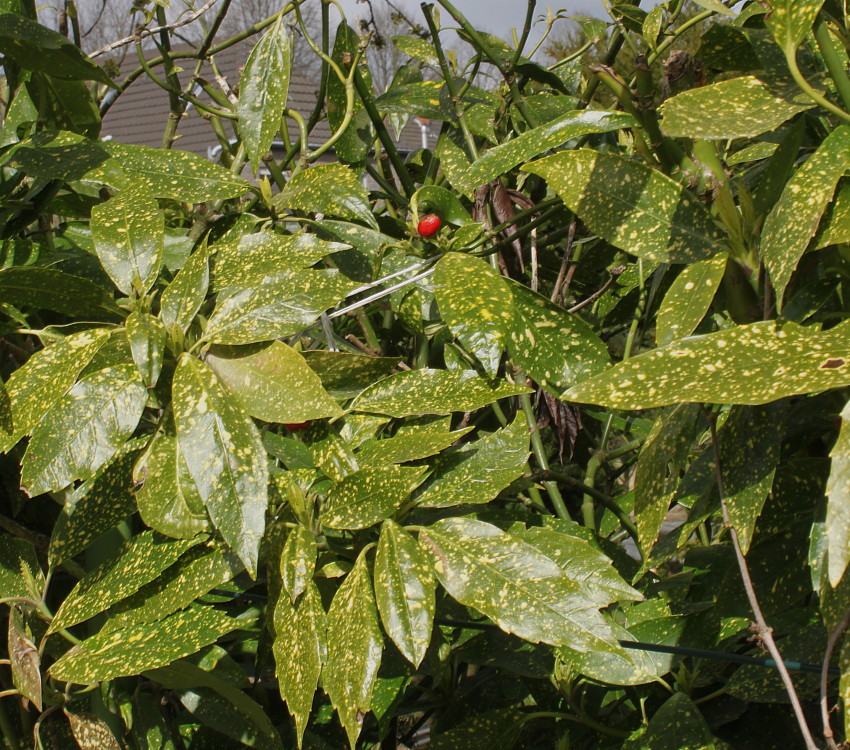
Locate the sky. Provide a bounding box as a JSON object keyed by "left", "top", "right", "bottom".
{"left": 335, "top": 0, "right": 625, "bottom": 53}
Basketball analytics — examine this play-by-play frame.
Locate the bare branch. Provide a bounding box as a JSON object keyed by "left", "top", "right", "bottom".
{"left": 821, "top": 607, "right": 850, "bottom": 750}
{"left": 90, "top": 0, "right": 219, "bottom": 58}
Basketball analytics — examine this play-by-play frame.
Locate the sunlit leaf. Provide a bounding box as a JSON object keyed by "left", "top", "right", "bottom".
{"left": 827, "top": 397, "right": 850, "bottom": 586}
{"left": 375, "top": 520, "right": 435, "bottom": 666}
{"left": 280, "top": 526, "right": 316, "bottom": 604}
{"left": 323, "top": 552, "right": 382, "bottom": 749}
{"left": 656, "top": 253, "right": 727, "bottom": 346}
{"left": 172, "top": 355, "right": 268, "bottom": 576}
{"left": 764, "top": 0, "right": 825, "bottom": 51}
{"left": 563, "top": 320, "right": 850, "bottom": 409}
{"left": 523, "top": 150, "right": 723, "bottom": 263}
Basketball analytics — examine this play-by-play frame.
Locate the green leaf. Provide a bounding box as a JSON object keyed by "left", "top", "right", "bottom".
{"left": 433, "top": 253, "right": 511, "bottom": 376}
{"left": 414, "top": 416, "right": 529, "bottom": 508}
{"left": 133, "top": 422, "right": 210, "bottom": 540}
{"left": 160, "top": 241, "right": 210, "bottom": 334}
{"left": 411, "top": 185, "right": 473, "bottom": 226}
{"left": 280, "top": 526, "right": 316, "bottom": 604}
{"left": 0, "top": 14, "right": 114, "bottom": 86}
{"left": 301, "top": 351, "right": 400, "bottom": 399}
{"left": 273, "top": 581, "right": 326, "bottom": 747}
{"left": 391, "top": 35, "right": 439, "bottom": 65}
{"left": 0, "top": 537, "right": 42, "bottom": 599}
{"left": 101, "top": 142, "right": 251, "bottom": 202}
{"left": 761, "top": 125, "right": 850, "bottom": 307}
{"left": 764, "top": 0, "right": 825, "bottom": 51}
{"left": 643, "top": 5, "right": 665, "bottom": 49}
{"left": 374, "top": 520, "right": 435, "bottom": 667}
{"left": 511, "top": 526, "right": 641, "bottom": 607}
{"left": 420, "top": 518, "right": 620, "bottom": 651}
{"left": 322, "top": 465, "right": 427, "bottom": 530}
{"left": 91, "top": 183, "right": 164, "bottom": 295}
{"left": 327, "top": 24, "right": 374, "bottom": 164}
{"left": 428, "top": 709, "right": 523, "bottom": 750}
{"left": 563, "top": 320, "right": 850, "bottom": 409}
{"left": 659, "top": 77, "right": 813, "bottom": 139}
{"left": 205, "top": 342, "right": 343, "bottom": 424}
{"left": 464, "top": 110, "right": 636, "bottom": 189}
{"left": 0, "top": 267, "right": 120, "bottom": 319}
{"left": 827, "top": 397, "right": 850, "bottom": 586}
{"left": 522, "top": 150, "right": 723, "bottom": 263}
{"left": 213, "top": 233, "right": 349, "bottom": 296}
{"left": 719, "top": 405, "right": 783, "bottom": 554}
{"left": 351, "top": 368, "right": 531, "bottom": 418}
{"left": 323, "top": 552, "right": 382, "bottom": 749}
{"left": 21, "top": 363, "right": 146, "bottom": 496}
{"left": 642, "top": 693, "right": 714, "bottom": 749}
{"left": 657, "top": 253, "right": 727, "bottom": 346}
{"left": 130, "top": 694, "right": 175, "bottom": 750}
{"left": 691, "top": 0, "right": 734, "bottom": 13}
{"left": 126, "top": 312, "right": 166, "bottom": 388}
{"left": 0, "top": 328, "right": 110, "bottom": 452}
{"left": 49, "top": 605, "right": 240, "bottom": 684}
{"left": 815, "top": 178, "right": 850, "bottom": 249}
{"left": 172, "top": 355, "right": 268, "bottom": 576}
{"left": 146, "top": 657, "right": 281, "bottom": 749}
{"left": 237, "top": 15, "right": 292, "bottom": 172}
{"left": 205, "top": 270, "right": 356, "bottom": 345}
{"left": 65, "top": 711, "right": 121, "bottom": 750}
{"left": 9, "top": 606, "right": 42, "bottom": 711}
{"left": 634, "top": 404, "right": 699, "bottom": 559}
{"left": 110, "top": 544, "right": 241, "bottom": 627}
{"left": 51, "top": 531, "right": 202, "bottom": 631}
{"left": 49, "top": 438, "right": 146, "bottom": 565}
{"left": 357, "top": 428, "right": 472, "bottom": 467}
{"left": 507, "top": 281, "right": 610, "bottom": 394}
{"left": 375, "top": 80, "right": 446, "bottom": 121}
{"left": 274, "top": 164, "right": 378, "bottom": 229}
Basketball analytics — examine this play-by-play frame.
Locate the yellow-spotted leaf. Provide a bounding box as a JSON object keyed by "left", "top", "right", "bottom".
{"left": 50, "top": 530, "right": 203, "bottom": 632}
{"left": 126, "top": 311, "right": 166, "bottom": 388}
{"left": 237, "top": 15, "right": 292, "bottom": 171}
{"left": 8, "top": 606, "right": 41, "bottom": 712}
{"left": 433, "top": 253, "right": 512, "bottom": 376}
{"left": 327, "top": 24, "right": 374, "bottom": 164}
{"left": 49, "top": 437, "right": 147, "bottom": 565}
{"left": 375, "top": 520, "right": 435, "bottom": 667}
{"left": 301, "top": 351, "right": 400, "bottom": 400}
{"left": 159, "top": 241, "right": 210, "bottom": 335}
{"left": 419, "top": 518, "right": 621, "bottom": 652}
{"left": 657, "top": 253, "right": 727, "bottom": 345}
{"left": 21, "top": 363, "right": 147, "bottom": 496}
{"left": 351, "top": 368, "right": 530, "bottom": 418}
{"left": 172, "top": 355, "right": 268, "bottom": 576}
{"left": 764, "top": 0, "right": 825, "bottom": 51}
{"left": 65, "top": 711, "right": 121, "bottom": 750}
{"left": 413, "top": 416, "right": 529, "bottom": 508}
{"left": 0, "top": 328, "right": 110, "bottom": 453}
{"left": 322, "top": 465, "right": 427, "bottom": 530}
{"left": 50, "top": 605, "right": 239, "bottom": 684}
{"left": 507, "top": 281, "right": 610, "bottom": 394}
{"left": 562, "top": 320, "right": 850, "bottom": 409}
{"left": 274, "top": 581, "right": 326, "bottom": 747}
{"left": 827, "top": 397, "right": 850, "bottom": 586}
{"left": 205, "top": 342, "right": 343, "bottom": 424}
{"left": 522, "top": 150, "right": 723, "bottom": 263}
{"left": 0, "top": 537, "right": 43, "bottom": 600}
{"left": 213, "top": 233, "right": 349, "bottom": 296}
{"left": 0, "top": 267, "right": 121, "bottom": 319}
{"left": 324, "top": 552, "right": 382, "bottom": 749}
{"left": 102, "top": 142, "right": 251, "bottom": 201}
{"left": 91, "top": 183, "right": 163, "bottom": 295}
{"left": 761, "top": 126, "right": 850, "bottom": 307}
{"left": 641, "top": 693, "right": 714, "bottom": 750}
{"left": 659, "top": 77, "right": 813, "bottom": 140}
{"left": 463, "top": 110, "right": 635, "bottom": 188}
{"left": 133, "top": 421, "right": 210, "bottom": 540}
{"left": 280, "top": 526, "right": 316, "bottom": 604}
{"left": 205, "top": 270, "right": 357, "bottom": 345}
{"left": 274, "top": 164, "right": 378, "bottom": 229}
{"left": 356, "top": 427, "right": 472, "bottom": 467}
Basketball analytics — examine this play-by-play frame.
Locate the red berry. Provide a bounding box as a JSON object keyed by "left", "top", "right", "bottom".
{"left": 417, "top": 214, "right": 441, "bottom": 238}
{"left": 284, "top": 421, "right": 310, "bottom": 432}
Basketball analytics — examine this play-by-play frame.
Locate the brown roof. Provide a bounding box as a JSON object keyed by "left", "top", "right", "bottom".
{"left": 102, "top": 40, "right": 433, "bottom": 159}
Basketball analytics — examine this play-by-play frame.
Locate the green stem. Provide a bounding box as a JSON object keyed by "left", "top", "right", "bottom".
{"left": 646, "top": 10, "right": 714, "bottom": 68}
{"left": 0, "top": 697, "right": 20, "bottom": 750}
{"left": 814, "top": 15, "right": 850, "bottom": 114}
{"left": 521, "top": 711, "right": 629, "bottom": 739}
{"left": 516, "top": 376, "right": 569, "bottom": 521}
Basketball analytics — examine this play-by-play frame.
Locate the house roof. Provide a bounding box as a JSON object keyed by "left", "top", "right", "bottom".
{"left": 101, "top": 40, "right": 433, "bottom": 159}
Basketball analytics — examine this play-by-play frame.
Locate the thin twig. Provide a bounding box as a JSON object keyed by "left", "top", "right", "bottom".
{"left": 568, "top": 266, "right": 625, "bottom": 314}
{"left": 91, "top": 0, "right": 219, "bottom": 58}
{"left": 551, "top": 220, "right": 576, "bottom": 306}
{"left": 705, "top": 407, "right": 818, "bottom": 750}
{"left": 821, "top": 607, "right": 850, "bottom": 750}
